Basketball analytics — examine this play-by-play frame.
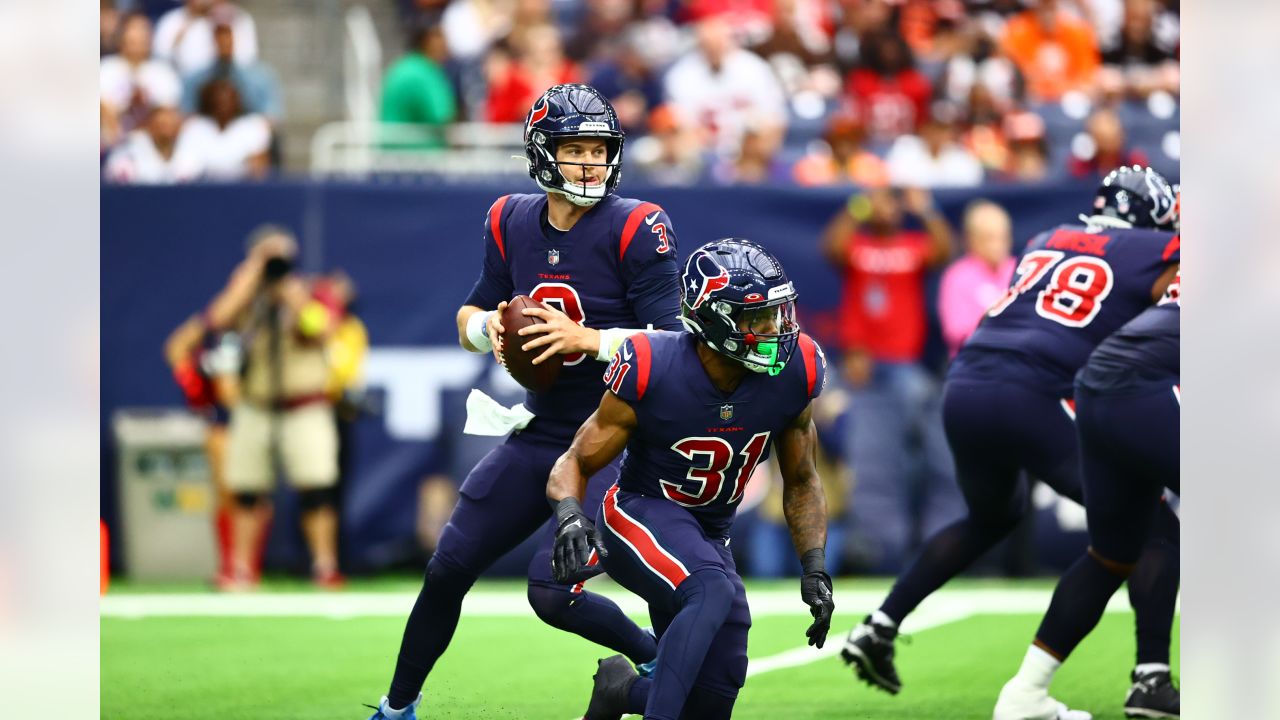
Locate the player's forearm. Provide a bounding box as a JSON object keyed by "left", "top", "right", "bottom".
{"left": 782, "top": 469, "right": 828, "bottom": 556}
{"left": 547, "top": 451, "right": 590, "bottom": 505}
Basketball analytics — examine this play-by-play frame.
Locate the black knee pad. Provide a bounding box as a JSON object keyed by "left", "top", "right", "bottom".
{"left": 234, "top": 492, "right": 264, "bottom": 509}
{"left": 298, "top": 487, "right": 338, "bottom": 512}
{"left": 680, "top": 687, "right": 738, "bottom": 720}
{"left": 526, "top": 582, "right": 573, "bottom": 624}
{"left": 424, "top": 555, "right": 478, "bottom": 597}
{"left": 675, "top": 569, "right": 736, "bottom": 617}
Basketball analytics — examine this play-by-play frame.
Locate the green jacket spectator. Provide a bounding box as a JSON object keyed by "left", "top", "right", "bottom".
{"left": 380, "top": 48, "right": 457, "bottom": 149}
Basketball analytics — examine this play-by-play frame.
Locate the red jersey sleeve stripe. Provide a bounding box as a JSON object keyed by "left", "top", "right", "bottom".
{"left": 1060, "top": 398, "right": 1077, "bottom": 421}
{"left": 601, "top": 485, "right": 690, "bottom": 590}
{"left": 1162, "top": 235, "right": 1180, "bottom": 261}
{"left": 489, "top": 195, "right": 511, "bottom": 262}
{"left": 619, "top": 202, "right": 661, "bottom": 262}
{"left": 799, "top": 334, "right": 818, "bottom": 397}
{"left": 631, "top": 332, "right": 653, "bottom": 401}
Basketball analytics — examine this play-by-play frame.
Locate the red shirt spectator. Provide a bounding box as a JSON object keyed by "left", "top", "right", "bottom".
{"left": 845, "top": 31, "right": 932, "bottom": 142}
{"left": 485, "top": 24, "right": 582, "bottom": 123}
{"left": 822, "top": 188, "right": 954, "bottom": 364}
{"left": 840, "top": 229, "right": 934, "bottom": 360}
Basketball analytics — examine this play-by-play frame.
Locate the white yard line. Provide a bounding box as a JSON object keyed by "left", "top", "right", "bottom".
{"left": 99, "top": 586, "right": 1139, "bottom": 620}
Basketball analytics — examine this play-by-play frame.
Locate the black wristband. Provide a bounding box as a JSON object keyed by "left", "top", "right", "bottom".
{"left": 800, "top": 548, "right": 826, "bottom": 576}
{"left": 553, "top": 497, "right": 586, "bottom": 527}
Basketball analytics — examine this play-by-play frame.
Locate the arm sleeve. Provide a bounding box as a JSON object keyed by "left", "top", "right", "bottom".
{"left": 462, "top": 197, "right": 514, "bottom": 309}
{"left": 620, "top": 206, "right": 683, "bottom": 331}
{"left": 603, "top": 334, "right": 653, "bottom": 405}
{"left": 796, "top": 334, "right": 828, "bottom": 401}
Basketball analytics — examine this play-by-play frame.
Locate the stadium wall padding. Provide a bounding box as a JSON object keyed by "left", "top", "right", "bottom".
{"left": 102, "top": 179, "right": 1099, "bottom": 574}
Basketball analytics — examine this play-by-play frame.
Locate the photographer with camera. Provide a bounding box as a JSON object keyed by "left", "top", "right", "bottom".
{"left": 203, "top": 225, "right": 345, "bottom": 590}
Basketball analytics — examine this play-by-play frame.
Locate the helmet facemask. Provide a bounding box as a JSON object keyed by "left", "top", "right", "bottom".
{"left": 528, "top": 132, "right": 623, "bottom": 207}
{"left": 684, "top": 297, "right": 800, "bottom": 377}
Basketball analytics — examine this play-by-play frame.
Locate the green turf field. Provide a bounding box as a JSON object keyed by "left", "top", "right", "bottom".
{"left": 101, "top": 578, "right": 1177, "bottom": 719}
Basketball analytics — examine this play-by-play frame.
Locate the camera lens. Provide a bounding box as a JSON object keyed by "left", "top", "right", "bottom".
{"left": 264, "top": 256, "right": 293, "bottom": 280}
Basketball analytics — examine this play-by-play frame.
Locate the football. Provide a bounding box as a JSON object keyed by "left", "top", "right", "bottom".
{"left": 500, "top": 295, "right": 564, "bottom": 393}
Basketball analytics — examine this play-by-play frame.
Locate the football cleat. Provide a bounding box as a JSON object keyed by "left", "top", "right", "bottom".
{"left": 993, "top": 680, "right": 1092, "bottom": 720}
{"left": 1123, "top": 669, "right": 1179, "bottom": 718}
{"left": 364, "top": 693, "right": 421, "bottom": 720}
{"left": 583, "top": 655, "right": 638, "bottom": 720}
{"left": 841, "top": 617, "right": 902, "bottom": 694}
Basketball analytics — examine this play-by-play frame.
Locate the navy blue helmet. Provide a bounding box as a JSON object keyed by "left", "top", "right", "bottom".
{"left": 1088, "top": 165, "right": 1178, "bottom": 231}
{"left": 523, "top": 84, "right": 625, "bottom": 206}
{"left": 680, "top": 239, "right": 799, "bottom": 376}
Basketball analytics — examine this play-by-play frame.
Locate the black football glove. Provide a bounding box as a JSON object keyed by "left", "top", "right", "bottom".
{"left": 551, "top": 497, "right": 609, "bottom": 585}
{"left": 800, "top": 548, "right": 835, "bottom": 648}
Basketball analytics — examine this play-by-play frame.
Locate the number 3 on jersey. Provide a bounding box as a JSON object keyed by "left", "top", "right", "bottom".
{"left": 530, "top": 282, "right": 587, "bottom": 365}
{"left": 987, "top": 250, "right": 1115, "bottom": 328}
{"left": 660, "top": 432, "right": 770, "bottom": 507}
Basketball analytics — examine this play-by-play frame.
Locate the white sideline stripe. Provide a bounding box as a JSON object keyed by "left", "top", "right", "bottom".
{"left": 100, "top": 587, "right": 1139, "bottom": 619}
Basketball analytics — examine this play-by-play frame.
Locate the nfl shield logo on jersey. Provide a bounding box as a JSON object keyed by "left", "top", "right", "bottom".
{"left": 547, "top": 249, "right": 560, "bottom": 266}
{"left": 720, "top": 404, "right": 734, "bottom": 422}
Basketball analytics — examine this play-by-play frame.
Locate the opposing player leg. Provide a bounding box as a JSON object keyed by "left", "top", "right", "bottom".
{"left": 996, "top": 384, "right": 1180, "bottom": 720}
{"left": 525, "top": 462, "right": 658, "bottom": 668}
{"left": 845, "top": 379, "right": 1032, "bottom": 694}
{"left": 378, "top": 435, "right": 561, "bottom": 715}
{"left": 585, "top": 486, "right": 737, "bottom": 720}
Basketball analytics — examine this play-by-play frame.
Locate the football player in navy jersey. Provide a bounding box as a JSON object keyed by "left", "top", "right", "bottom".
{"left": 365, "top": 84, "right": 685, "bottom": 720}
{"left": 547, "top": 239, "right": 836, "bottom": 720}
{"left": 995, "top": 271, "right": 1181, "bottom": 720}
{"left": 842, "top": 166, "right": 1181, "bottom": 718}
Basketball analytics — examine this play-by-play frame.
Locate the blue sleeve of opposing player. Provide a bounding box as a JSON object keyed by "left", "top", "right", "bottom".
{"left": 462, "top": 196, "right": 514, "bottom": 309}
{"left": 603, "top": 334, "right": 654, "bottom": 406}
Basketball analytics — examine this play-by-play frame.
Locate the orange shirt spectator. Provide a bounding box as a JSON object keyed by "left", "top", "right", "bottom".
{"left": 1000, "top": 0, "right": 1100, "bottom": 101}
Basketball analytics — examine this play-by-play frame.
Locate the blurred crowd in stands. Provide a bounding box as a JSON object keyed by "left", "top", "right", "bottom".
{"left": 100, "top": 0, "right": 283, "bottom": 182}
{"left": 102, "top": 0, "right": 1179, "bottom": 186}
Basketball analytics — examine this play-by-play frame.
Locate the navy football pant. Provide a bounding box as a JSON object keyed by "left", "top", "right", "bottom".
{"left": 598, "top": 485, "right": 751, "bottom": 720}
{"left": 1077, "top": 383, "right": 1181, "bottom": 562}
{"left": 880, "top": 379, "right": 1082, "bottom": 623}
{"left": 1035, "top": 382, "right": 1181, "bottom": 660}
{"left": 386, "top": 433, "right": 656, "bottom": 708}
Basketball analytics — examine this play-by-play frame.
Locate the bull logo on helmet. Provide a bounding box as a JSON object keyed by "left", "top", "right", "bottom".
{"left": 685, "top": 250, "right": 731, "bottom": 311}
{"left": 528, "top": 98, "right": 549, "bottom": 130}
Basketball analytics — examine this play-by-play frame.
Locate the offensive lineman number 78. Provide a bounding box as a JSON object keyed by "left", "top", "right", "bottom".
{"left": 987, "top": 250, "right": 1115, "bottom": 328}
